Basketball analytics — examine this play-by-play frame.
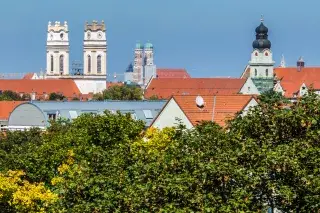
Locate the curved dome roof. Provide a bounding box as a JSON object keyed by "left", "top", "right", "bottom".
{"left": 144, "top": 42, "right": 153, "bottom": 49}
{"left": 255, "top": 22, "right": 268, "bottom": 34}
{"left": 252, "top": 39, "right": 271, "bottom": 50}
{"left": 252, "top": 20, "right": 271, "bottom": 50}
{"left": 135, "top": 42, "right": 144, "bottom": 49}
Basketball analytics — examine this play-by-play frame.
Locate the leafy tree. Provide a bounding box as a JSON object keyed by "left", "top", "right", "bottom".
{"left": 0, "top": 90, "right": 30, "bottom": 101}
{"left": 2, "top": 92, "right": 320, "bottom": 212}
{"left": 93, "top": 85, "right": 143, "bottom": 100}
{"left": 49, "top": 92, "right": 65, "bottom": 101}
{"left": 0, "top": 170, "right": 57, "bottom": 212}
{"left": 147, "top": 95, "right": 159, "bottom": 100}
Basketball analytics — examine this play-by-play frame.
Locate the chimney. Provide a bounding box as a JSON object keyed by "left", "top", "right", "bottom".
{"left": 297, "top": 56, "right": 305, "bottom": 72}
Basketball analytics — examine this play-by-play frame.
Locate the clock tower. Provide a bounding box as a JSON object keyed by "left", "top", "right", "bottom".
{"left": 46, "top": 21, "right": 69, "bottom": 77}
{"left": 83, "top": 20, "right": 107, "bottom": 77}
{"left": 248, "top": 17, "right": 275, "bottom": 93}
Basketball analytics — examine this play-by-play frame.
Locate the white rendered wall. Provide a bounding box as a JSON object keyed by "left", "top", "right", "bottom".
{"left": 249, "top": 49, "right": 274, "bottom": 78}
{"left": 152, "top": 99, "right": 193, "bottom": 129}
{"left": 74, "top": 79, "right": 106, "bottom": 94}
{"left": 46, "top": 21, "right": 69, "bottom": 76}
{"left": 83, "top": 29, "right": 107, "bottom": 76}
{"left": 242, "top": 98, "right": 258, "bottom": 116}
{"left": 239, "top": 77, "right": 260, "bottom": 95}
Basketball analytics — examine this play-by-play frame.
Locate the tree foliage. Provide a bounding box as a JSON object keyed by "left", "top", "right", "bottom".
{"left": 49, "top": 92, "right": 65, "bottom": 101}
{"left": 2, "top": 92, "right": 320, "bottom": 211}
{"left": 93, "top": 85, "right": 143, "bottom": 100}
{"left": 0, "top": 90, "right": 30, "bottom": 101}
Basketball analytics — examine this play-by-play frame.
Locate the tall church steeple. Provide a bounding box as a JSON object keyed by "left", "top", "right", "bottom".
{"left": 248, "top": 16, "right": 275, "bottom": 93}
{"left": 46, "top": 21, "right": 69, "bottom": 77}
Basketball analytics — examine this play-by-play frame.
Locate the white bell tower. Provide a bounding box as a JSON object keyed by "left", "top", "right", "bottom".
{"left": 83, "top": 20, "right": 107, "bottom": 77}
{"left": 46, "top": 21, "right": 69, "bottom": 77}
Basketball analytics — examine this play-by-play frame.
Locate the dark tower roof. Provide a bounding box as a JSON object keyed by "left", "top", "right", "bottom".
{"left": 252, "top": 17, "right": 271, "bottom": 51}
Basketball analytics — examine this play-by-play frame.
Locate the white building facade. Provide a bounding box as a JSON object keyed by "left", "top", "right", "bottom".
{"left": 44, "top": 20, "right": 107, "bottom": 94}
{"left": 46, "top": 21, "right": 69, "bottom": 77}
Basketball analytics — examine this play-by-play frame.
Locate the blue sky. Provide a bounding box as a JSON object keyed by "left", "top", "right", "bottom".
{"left": 0, "top": 0, "right": 319, "bottom": 80}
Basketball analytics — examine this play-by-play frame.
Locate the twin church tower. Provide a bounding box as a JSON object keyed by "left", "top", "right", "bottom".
{"left": 46, "top": 21, "right": 107, "bottom": 78}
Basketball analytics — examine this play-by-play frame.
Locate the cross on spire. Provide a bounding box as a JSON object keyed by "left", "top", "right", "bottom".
{"left": 260, "top": 14, "right": 264, "bottom": 23}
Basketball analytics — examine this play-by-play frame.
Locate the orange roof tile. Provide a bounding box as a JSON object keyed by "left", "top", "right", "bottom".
{"left": 145, "top": 78, "right": 246, "bottom": 99}
{"left": 0, "top": 101, "right": 25, "bottom": 120}
{"left": 173, "top": 95, "right": 255, "bottom": 127}
{"left": 275, "top": 67, "right": 320, "bottom": 97}
{"left": 106, "top": 82, "right": 124, "bottom": 89}
{"left": 0, "top": 79, "right": 81, "bottom": 98}
{"left": 156, "top": 68, "right": 191, "bottom": 78}
{"left": 22, "top": 73, "right": 35, "bottom": 79}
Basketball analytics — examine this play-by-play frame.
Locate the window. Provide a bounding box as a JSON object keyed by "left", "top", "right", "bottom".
{"left": 265, "top": 69, "right": 269, "bottom": 77}
{"left": 248, "top": 87, "right": 251, "bottom": 91}
{"left": 255, "top": 52, "right": 258, "bottom": 56}
{"left": 88, "top": 55, "right": 91, "bottom": 73}
{"left": 69, "top": 111, "right": 78, "bottom": 119}
{"left": 255, "top": 69, "right": 257, "bottom": 77}
{"left": 97, "top": 55, "right": 102, "bottom": 73}
{"left": 50, "top": 55, "right": 54, "bottom": 72}
{"left": 48, "top": 113, "right": 56, "bottom": 120}
{"left": 143, "top": 110, "right": 153, "bottom": 119}
{"left": 265, "top": 52, "right": 269, "bottom": 56}
{"left": 59, "top": 55, "right": 64, "bottom": 73}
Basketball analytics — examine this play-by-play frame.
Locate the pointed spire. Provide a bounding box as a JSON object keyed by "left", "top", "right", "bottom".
{"left": 260, "top": 14, "right": 264, "bottom": 23}
{"left": 280, "top": 54, "right": 286, "bottom": 68}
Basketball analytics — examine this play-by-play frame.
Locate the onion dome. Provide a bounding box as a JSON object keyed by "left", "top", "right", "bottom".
{"left": 252, "top": 17, "right": 271, "bottom": 50}
{"left": 135, "top": 42, "right": 143, "bottom": 49}
{"left": 144, "top": 42, "right": 153, "bottom": 49}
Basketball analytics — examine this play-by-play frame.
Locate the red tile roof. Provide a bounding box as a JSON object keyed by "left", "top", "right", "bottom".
{"left": 106, "top": 82, "right": 124, "bottom": 89}
{"left": 0, "top": 101, "right": 25, "bottom": 120}
{"left": 22, "top": 73, "right": 35, "bottom": 79}
{"left": 0, "top": 79, "right": 81, "bottom": 99}
{"left": 156, "top": 68, "right": 190, "bottom": 78}
{"left": 275, "top": 67, "right": 320, "bottom": 97}
{"left": 145, "top": 78, "right": 246, "bottom": 99}
{"left": 173, "top": 95, "right": 255, "bottom": 127}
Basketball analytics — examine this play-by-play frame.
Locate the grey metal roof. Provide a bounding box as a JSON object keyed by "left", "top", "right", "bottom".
{"left": 29, "top": 100, "right": 167, "bottom": 127}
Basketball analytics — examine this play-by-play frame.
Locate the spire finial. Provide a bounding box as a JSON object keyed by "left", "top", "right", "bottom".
{"left": 260, "top": 14, "right": 264, "bottom": 23}
{"left": 280, "top": 54, "right": 286, "bottom": 68}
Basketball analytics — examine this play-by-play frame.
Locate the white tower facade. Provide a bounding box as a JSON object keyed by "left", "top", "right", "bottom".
{"left": 46, "top": 21, "right": 69, "bottom": 77}
{"left": 83, "top": 21, "right": 107, "bottom": 77}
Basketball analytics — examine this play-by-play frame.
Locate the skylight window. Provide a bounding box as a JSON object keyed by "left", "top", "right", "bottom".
{"left": 143, "top": 110, "right": 153, "bottom": 119}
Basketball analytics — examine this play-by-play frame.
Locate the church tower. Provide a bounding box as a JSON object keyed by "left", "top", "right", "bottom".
{"left": 248, "top": 17, "right": 275, "bottom": 92}
{"left": 143, "top": 42, "right": 156, "bottom": 85}
{"left": 83, "top": 21, "right": 107, "bottom": 77}
{"left": 133, "top": 42, "right": 144, "bottom": 84}
{"left": 46, "top": 21, "right": 69, "bottom": 77}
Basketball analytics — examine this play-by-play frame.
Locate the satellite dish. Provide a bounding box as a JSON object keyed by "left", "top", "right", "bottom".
{"left": 196, "top": 95, "right": 205, "bottom": 108}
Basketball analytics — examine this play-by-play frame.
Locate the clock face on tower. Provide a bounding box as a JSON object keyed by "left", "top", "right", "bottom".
{"left": 97, "top": 32, "right": 102, "bottom": 39}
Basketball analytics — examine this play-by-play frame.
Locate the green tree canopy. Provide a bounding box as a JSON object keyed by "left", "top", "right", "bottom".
{"left": 49, "top": 92, "right": 65, "bottom": 101}
{"left": 0, "top": 90, "right": 30, "bottom": 101}
{"left": 1, "top": 92, "right": 320, "bottom": 212}
{"left": 93, "top": 84, "right": 143, "bottom": 100}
